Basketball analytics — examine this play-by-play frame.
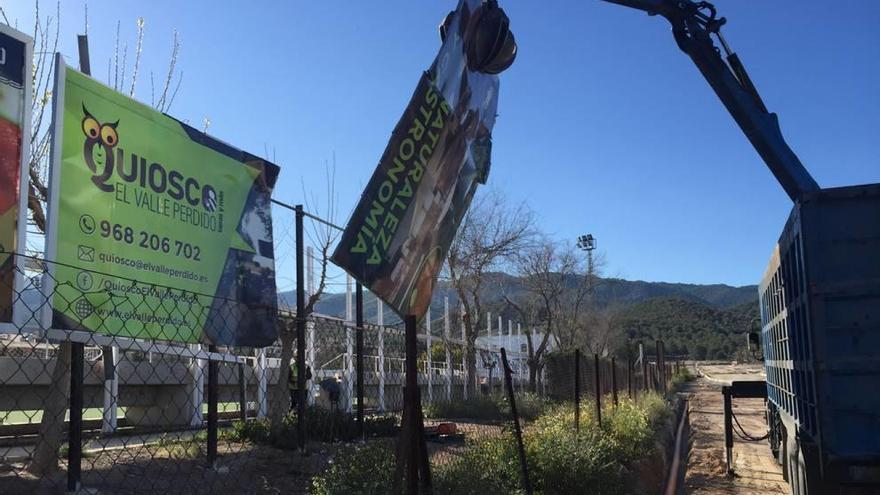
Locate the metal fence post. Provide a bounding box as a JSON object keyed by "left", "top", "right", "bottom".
{"left": 378, "top": 299, "right": 386, "bottom": 412}
{"left": 612, "top": 357, "right": 618, "bottom": 407}
{"left": 486, "top": 312, "right": 492, "bottom": 393}
{"left": 627, "top": 357, "right": 633, "bottom": 399}
{"left": 307, "top": 246, "right": 316, "bottom": 406}
{"left": 497, "top": 316, "right": 503, "bottom": 395}
{"left": 574, "top": 349, "right": 581, "bottom": 433}
{"left": 355, "top": 281, "right": 365, "bottom": 440}
{"left": 68, "top": 341, "right": 84, "bottom": 492}
{"left": 426, "top": 306, "right": 433, "bottom": 404}
{"left": 517, "top": 323, "right": 523, "bottom": 393}
{"left": 444, "top": 296, "right": 452, "bottom": 402}
{"left": 594, "top": 354, "right": 602, "bottom": 428}
{"left": 102, "top": 345, "right": 119, "bottom": 433}
{"left": 191, "top": 344, "right": 206, "bottom": 427}
{"left": 641, "top": 343, "right": 648, "bottom": 393}
{"left": 507, "top": 319, "right": 513, "bottom": 365}
{"left": 397, "top": 314, "right": 432, "bottom": 493}
{"left": 655, "top": 340, "right": 662, "bottom": 394}
{"left": 723, "top": 386, "right": 733, "bottom": 474}
{"left": 541, "top": 366, "right": 547, "bottom": 397}
{"left": 501, "top": 348, "right": 533, "bottom": 495}
{"left": 207, "top": 346, "right": 218, "bottom": 468}
{"left": 345, "top": 274, "right": 353, "bottom": 413}
{"left": 307, "top": 319, "right": 316, "bottom": 406}
{"left": 461, "top": 312, "right": 468, "bottom": 401}
{"left": 295, "top": 204, "right": 308, "bottom": 452}
{"left": 256, "top": 347, "right": 268, "bottom": 418}
{"left": 238, "top": 362, "right": 247, "bottom": 422}
{"left": 69, "top": 38, "right": 88, "bottom": 493}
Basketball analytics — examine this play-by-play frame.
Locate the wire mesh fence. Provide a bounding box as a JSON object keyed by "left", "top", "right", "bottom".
{"left": 0, "top": 252, "right": 541, "bottom": 493}
{"left": 0, "top": 250, "right": 688, "bottom": 494}
{"left": 0, "top": 253, "right": 290, "bottom": 493}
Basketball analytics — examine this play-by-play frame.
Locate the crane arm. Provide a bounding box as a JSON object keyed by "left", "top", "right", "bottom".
{"left": 602, "top": 0, "right": 820, "bottom": 201}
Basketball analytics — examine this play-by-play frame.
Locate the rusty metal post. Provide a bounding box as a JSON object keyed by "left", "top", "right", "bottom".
{"left": 355, "top": 282, "right": 365, "bottom": 440}
{"left": 574, "top": 349, "right": 581, "bottom": 432}
{"left": 502, "top": 348, "right": 533, "bottom": 495}
{"left": 611, "top": 357, "right": 618, "bottom": 407}
{"left": 594, "top": 354, "right": 602, "bottom": 427}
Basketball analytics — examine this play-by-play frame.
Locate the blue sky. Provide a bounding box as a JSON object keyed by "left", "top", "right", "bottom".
{"left": 5, "top": 1, "right": 879, "bottom": 291}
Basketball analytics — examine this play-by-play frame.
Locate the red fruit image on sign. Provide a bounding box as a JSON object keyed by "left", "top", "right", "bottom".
{"left": 0, "top": 116, "right": 22, "bottom": 215}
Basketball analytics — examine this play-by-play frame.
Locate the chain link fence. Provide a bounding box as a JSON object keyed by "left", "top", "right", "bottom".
{"left": 1, "top": 252, "right": 542, "bottom": 494}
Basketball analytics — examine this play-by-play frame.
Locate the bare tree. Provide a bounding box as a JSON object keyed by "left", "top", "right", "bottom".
{"left": 445, "top": 189, "right": 533, "bottom": 396}
{"left": 550, "top": 245, "right": 608, "bottom": 351}
{"left": 269, "top": 164, "right": 339, "bottom": 438}
{"left": 12, "top": 4, "right": 183, "bottom": 242}
{"left": 504, "top": 238, "right": 573, "bottom": 391}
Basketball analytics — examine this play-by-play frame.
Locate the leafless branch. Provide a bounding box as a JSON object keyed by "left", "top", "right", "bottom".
{"left": 155, "top": 29, "right": 179, "bottom": 111}
{"left": 128, "top": 17, "right": 144, "bottom": 97}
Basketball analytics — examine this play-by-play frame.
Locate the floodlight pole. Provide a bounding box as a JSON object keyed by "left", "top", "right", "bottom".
{"left": 577, "top": 234, "right": 597, "bottom": 308}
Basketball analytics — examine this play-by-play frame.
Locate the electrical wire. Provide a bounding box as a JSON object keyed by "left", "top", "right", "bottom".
{"left": 731, "top": 408, "right": 770, "bottom": 442}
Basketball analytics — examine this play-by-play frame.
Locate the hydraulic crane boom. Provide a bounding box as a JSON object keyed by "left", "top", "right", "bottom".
{"left": 602, "top": 0, "right": 820, "bottom": 201}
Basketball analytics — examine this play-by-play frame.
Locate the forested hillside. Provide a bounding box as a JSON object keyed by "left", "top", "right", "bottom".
{"left": 610, "top": 297, "right": 760, "bottom": 360}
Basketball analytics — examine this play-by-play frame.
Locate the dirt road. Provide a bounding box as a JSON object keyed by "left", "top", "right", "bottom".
{"left": 684, "top": 363, "right": 789, "bottom": 495}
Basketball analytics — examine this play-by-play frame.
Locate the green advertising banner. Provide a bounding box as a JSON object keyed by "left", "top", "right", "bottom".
{"left": 332, "top": 0, "right": 502, "bottom": 319}
{"left": 46, "top": 59, "right": 280, "bottom": 346}
{"left": 0, "top": 25, "right": 32, "bottom": 325}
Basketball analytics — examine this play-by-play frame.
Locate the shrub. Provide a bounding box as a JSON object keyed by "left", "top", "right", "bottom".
{"left": 669, "top": 366, "right": 695, "bottom": 390}
{"left": 423, "top": 395, "right": 502, "bottom": 421}
{"left": 527, "top": 393, "right": 670, "bottom": 495}
{"left": 433, "top": 434, "right": 524, "bottom": 495}
{"left": 308, "top": 394, "right": 672, "bottom": 495}
{"left": 424, "top": 393, "right": 553, "bottom": 422}
{"left": 309, "top": 440, "right": 396, "bottom": 495}
{"left": 497, "top": 392, "right": 554, "bottom": 421}
{"left": 432, "top": 394, "right": 669, "bottom": 495}
{"left": 228, "top": 407, "right": 399, "bottom": 448}
{"left": 227, "top": 417, "right": 271, "bottom": 443}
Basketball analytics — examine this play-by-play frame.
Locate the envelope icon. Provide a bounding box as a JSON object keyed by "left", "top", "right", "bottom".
{"left": 78, "top": 245, "right": 95, "bottom": 263}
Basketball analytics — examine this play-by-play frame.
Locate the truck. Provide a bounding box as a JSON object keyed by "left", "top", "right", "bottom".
{"left": 759, "top": 184, "right": 880, "bottom": 494}
{"left": 599, "top": 1, "right": 880, "bottom": 493}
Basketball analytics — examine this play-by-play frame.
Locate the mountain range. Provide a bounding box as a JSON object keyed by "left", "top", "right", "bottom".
{"left": 280, "top": 273, "right": 758, "bottom": 323}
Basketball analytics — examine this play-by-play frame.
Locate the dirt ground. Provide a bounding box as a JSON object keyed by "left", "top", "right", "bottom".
{"left": 684, "top": 363, "right": 789, "bottom": 495}
{"left": 0, "top": 440, "right": 337, "bottom": 495}
{"left": 0, "top": 419, "right": 503, "bottom": 494}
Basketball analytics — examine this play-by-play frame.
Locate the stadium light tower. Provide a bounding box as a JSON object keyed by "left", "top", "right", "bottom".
{"left": 577, "top": 233, "right": 597, "bottom": 309}
{"left": 576, "top": 234, "right": 596, "bottom": 252}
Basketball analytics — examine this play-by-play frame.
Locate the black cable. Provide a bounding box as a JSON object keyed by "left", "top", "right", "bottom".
{"left": 731, "top": 408, "right": 769, "bottom": 442}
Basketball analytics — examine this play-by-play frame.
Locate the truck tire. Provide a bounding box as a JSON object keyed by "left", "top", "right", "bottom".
{"left": 767, "top": 402, "right": 782, "bottom": 460}
{"left": 787, "top": 436, "right": 820, "bottom": 495}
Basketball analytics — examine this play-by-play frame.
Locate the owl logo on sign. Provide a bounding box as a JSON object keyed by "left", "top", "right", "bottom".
{"left": 81, "top": 104, "right": 119, "bottom": 192}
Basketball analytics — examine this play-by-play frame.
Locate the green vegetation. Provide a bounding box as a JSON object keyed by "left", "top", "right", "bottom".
{"left": 154, "top": 432, "right": 206, "bottom": 459}
{"left": 310, "top": 393, "right": 671, "bottom": 495}
{"left": 228, "top": 407, "right": 398, "bottom": 448}
{"left": 310, "top": 439, "right": 397, "bottom": 495}
{"left": 423, "top": 392, "right": 553, "bottom": 422}
{"left": 421, "top": 341, "right": 465, "bottom": 365}
{"left": 612, "top": 297, "right": 759, "bottom": 360}
{"left": 669, "top": 366, "right": 695, "bottom": 389}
